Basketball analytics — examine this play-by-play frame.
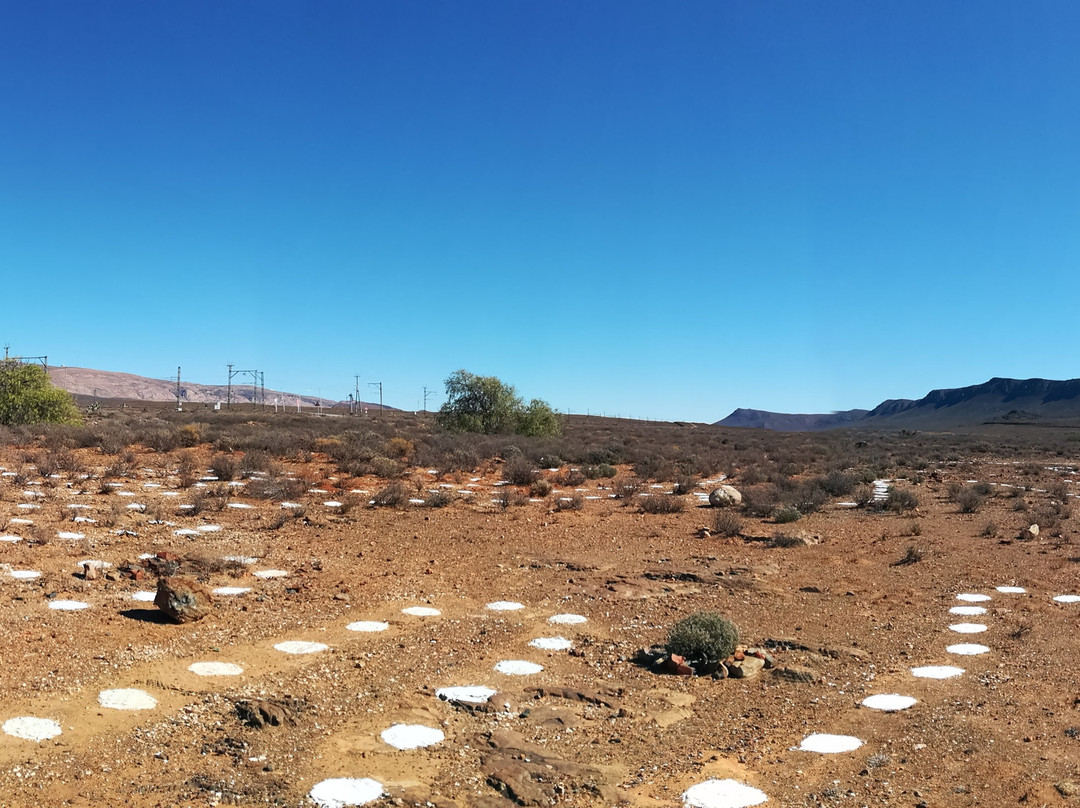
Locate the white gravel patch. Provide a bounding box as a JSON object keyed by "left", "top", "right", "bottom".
{"left": 223, "top": 555, "right": 258, "bottom": 565}
{"left": 0, "top": 534, "right": 21, "bottom": 543}
{"left": 273, "top": 641, "right": 328, "bottom": 655}
{"left": 324, "top": 500, "right": 343, "bottom": 508}
{"left": 281, "top": 502, "right": 302, "bottom": 508}
{"left": 486, "top": 601, "right": 525, "bottom": 611}
{"left": 956, "top": 593, "right": 991, "bottom": 602}
{"left": 380, "top": 723, "right": 445, "bottom": 750}
{"left": 3, "top": 716, "right": 62, "bottom": 742}
{"left": 682, "top": 778, "right": 768, "bottom": 807}
{"left": 548, "top": 613, "right": 587, "bottom": 625}
{"left": 174, "top": 528, "right": 200, "bottom": 537}
{"left": 401, "top": 606, "right": 441, "bottom": 617}
{"left": 796, "top": 733, "right": 864, "bottom": 754}
{"left": 197, "top": 524, "right": 222, "bottom": 533}
{"left": 188, "top": 661, "right": 244, "bottom": 676}
{"left": 17, "top": 503, "right": 40, "bottom": 510}
{"left": 56, "top": 531, "right": 84, "bottom": 540}
{"left": 49, "top": 600, "right": 89, "bottom": 611}
{"left": 529, "top": 636, "right": 573, "bottom": 651}
{"left": 213, "top": 586, "right": 251, "bottom": 596}
{"left": 949, "top": 605, "right": 987, "bottom": 616}
{"left": 948, "top": 623, "right": 987, "bottom": 634}
{"left": 227, "top": 502, "right": 254, "bottom": 509}
{"left": 860, "top": 694, "right": 917, "bottom": 711}
{"left": 10, "top": 518, "right": 32, "bottom": 525}
{"left": 346, "top": 621, "right": 389, "bottom": 633}
{"left": 125, "top": 503, "right": 146, "bottom": 511}
{"left": 947, "top": 643, "right": 990, "bottom": 655}
{"left": 309, "top": 777, "right": 384, "bottom": 807}
{"left": 996, "top": 585, "right": 1026, "bottom": 594}
{"left": 911, "top": 665, "right": 965, "bottom": 679}
{"left": 495, "top": 660, "right": 543, "bottom": 675}
{"left": 98, "top": 688, "right": 157, "bottom": 710}
{"left": 131, "top": 591, "right": 156, "bottom": 602}
{"left": 253, "top": 569, "right": 289, "bottom": 579}
{"left": 436, "top": 685, "right": 496, "bottom": 704}
{"left": 1053, "top": 594, "right": 1080, "bottom": 604}
{"left": 11, "top": 570, "right": 40, "bottom": 580}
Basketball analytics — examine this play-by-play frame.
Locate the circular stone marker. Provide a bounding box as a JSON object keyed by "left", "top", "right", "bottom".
{"left": 486, "top": 600, "right": 525, "bottom": 611}
{"left": 99, "top": 688, "right": 157, "bottom": 710}
{"left": 227, "top": 502, "right": 253, "bottom": 509}
{"left": 11, "top": 570, "right": 40, "bottom": 580}
{"left": 131, "top": 591, "right": 156, "bottom": 602}
{"left": 947, "top": 643, "right": 990, "bottom": 655}
{"left": 948, "top": 623, "right": 987, "bottom": 634}
{"left": 682, "top": 778, "right": 768, "bottom": 808}
{"left": 796, "top": 733, "right": 864, "bottom": 754}
{"left": 495, "top": 660, "right": 543, "bottom": 676}
{"left": 548, "top": 613, "right": 587, "bottom": 625}
{"left": 956, "top": 593, "right": 991, "bottom": 603}
{"left": 197, "top": 524, "right": 222, "bottom": 533}
{"left": 3, "top": 716, "right": 61, "bottom": 742}
{"left": 380, "top": 723, "right": 445, "bottom": 750}
{"left": 1053, "top": 594, "right": 1080, "bottom": 604}
{"left": 188, "top": 662, "right": 244, "bottom": 676}
{"left": 309, "top": 778, "right": 384, "bottom": 807}
{"left": 273, "top": 641, "right": 328, "bottom": 655}
{"left": 401, "top": 606, "right": 441, "bottom": 617}
{"left": 49, "top": 600, "right": 89, "bottom": 611}
{"left": 996, "top": 585, "right": 1026, "bottom": 594}
{"left": 56, "top": 531, "right": 84, "bottom": 540}
{"left": 911, "top": 665, "right": 965, "bottom": 679}
{"left": 860, "top": 694, "right": 917, "bottom": 712}
{"left": 436, "top": 685, "right": 495, "bottom": 704}
{"left": 253, "top": 569, "right": 289, "bottom": 579}
{"left": 346, "top": 621, "right": 389, "bottom": 633}
{"left": 529, "top": 636, "right": 572, "bottom": 651}
{"left": 213, "top": 586, "right": 251, "bottom": 596}
{"left": 0, "top": 534, "right": 21, "bottom": 543}
{"left": 949, "top": 605, "right": 987, "bottom": 616}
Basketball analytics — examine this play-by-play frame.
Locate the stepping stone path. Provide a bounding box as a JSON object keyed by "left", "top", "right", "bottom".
{"left": 861, "top": 694, "right": 917, "bottom": 711}
{"left": 911, "top": 665, "right": 964, "bottom": 679}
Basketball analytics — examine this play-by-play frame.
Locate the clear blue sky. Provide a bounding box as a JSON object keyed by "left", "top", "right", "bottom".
{"left": 3, "top": 2, "right": 1079, "bottom": 421}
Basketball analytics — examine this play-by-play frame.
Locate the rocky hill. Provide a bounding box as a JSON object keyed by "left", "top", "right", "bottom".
{"left": 716, "top": 377, "right": 1080, "bottom": 431}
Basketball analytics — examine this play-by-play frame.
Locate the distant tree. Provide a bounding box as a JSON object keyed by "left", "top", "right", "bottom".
{"left": 436, "top": 370, "right": 560, "bottom": 437}
{"left": 0, "top": 360, "right": 82, "bottom": 426}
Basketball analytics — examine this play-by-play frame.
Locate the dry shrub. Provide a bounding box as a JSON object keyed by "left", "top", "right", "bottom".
{"left": 712, "top": 510, "right": 743, "bottom": 537}
{"left": 555, "top": 494, "right": 584, "bottom": 511}
{"left": 373, "top": 481, "right": 410, "bottom": 507}
{"left": 529, "top": 478, "right": 552, "bottom": 498}
{"left": 641, "top": 495, "right": 685, "bottom": 514}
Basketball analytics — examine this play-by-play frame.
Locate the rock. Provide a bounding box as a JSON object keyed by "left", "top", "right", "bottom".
{"left": 773, "top": 666, "right": 818, "bottom": 684}
{"left": 666, "top": 654, "right": 695, "bottom": 676}
{"left": 154, "top": 576, "right": 212, "bottom": 623}
{"left": 1055, "top": 782, "right": 1079, "bottom": 798}
{"left": 1025, "top": 524, "right": 1040, "bottom": 539}
{"left": 711, "top": 662, "right": 729, "bottom": 679}
{"left": 235, "top": 698, "right": 295, "bottom": 729}
{"left": 709, "top": 485, "right": 743, "bottom": 507}
{"left": 728, "top": 656, "right": 765, "bottom": 679}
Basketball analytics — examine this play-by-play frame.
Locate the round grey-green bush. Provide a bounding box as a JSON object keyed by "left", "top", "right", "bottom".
{"left": 665, "top": 611, "right": 739, "bottom": 662}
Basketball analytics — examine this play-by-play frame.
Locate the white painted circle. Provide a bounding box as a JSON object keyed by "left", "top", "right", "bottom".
{"left": 682, "top": 778, "right": 768, "bottom": 808}
{"left": 529, "top": 636, "right": 572, "bottom": 651}
{"left": 380, "top": 723, "right": 445, "bottom": 750}
{"left": 0, "top": 534, "right": 21, "bottom": 543}
{"left": 174, "top": 529, "right": 200, "bottom": 537}
{"left": 948, "top": 623, "right": 987, "bottom": 634}
{"left": 3, "top": 716, "right": 61, "bottom": 742}
{"left": 49, "top": 600, "right": 89, "bottom": 611}
{"left": 324, "top": 500, "right": 343, "bottom": 508}
{"left": 956, "top": 593, "right": 991, "bottom": 602}
{"left": 796, "top": 733, "right": 864, "bottom": 754}
{"left": 273, "top": 641, "right": 328, "bottom": 655}
{"left": 188, "top": 662, "right": 244, "bottom": 676}
{"left": 996, "top": 586, "right": 1026, "bottom": 594}
{"left": 223, "top": 555, "right": 257, "bottom": 565}
{"left": 548, "top": 613, "right": 587, "bottom": 625}
{"left": 281, "top": 501, "right": 301, "bottom": 508}
{"left": 495, "top": 660, "right": 543, "bottom": 675}
{"left": 197, "top": 524, "right": 222, "bottom": 532}
{"left": 1053, "top": 594, "right": 1080, "bottom": 604}
{"left": 309, "top": 778, "right": 384, "bottom": 807}
{"left": 911, "top": 665, "right": 965, "bottom": 679}
{"left": 949, "top": 605, "right": 986, "bottom": 616}
{"left": 346, "top": 621, "right": 389, "bottom": 633}
{"left": 227, "top": 502, "right": 253, "bottom": 509}
{"left": 212, "top": 586, "right": 251, "bottom": 596}
{"left": 947, "top": 643, "right": 990, "bottom": 655}
{"left": 99, "top": 688, "right": 157, "bottom": 710}
{"left": 436, "top": 685, "right": 495, "bottom": 704}
{"left": 486, "top": 600, "right": 525, "bottom": 611}
{"left": 860, "top": 694, "right": 917, "bottom": 711}
{"left": 131, "top": 591, "right": 156, "bottom": 602}
{"left": 56, "top": 531, "right": 84, "bottom": 540}
{"left": 253, "top": 569, "right": 289, "bottom": 579}
{"left": 11, "top": 570, "right": 40, "bottom": 580}
{"left": 401, "top": 606, "right": 441, "bottom": 617}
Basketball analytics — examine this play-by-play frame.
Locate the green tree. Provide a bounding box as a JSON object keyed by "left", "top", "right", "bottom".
{"left": 0, "top": 360, "right": 82, "bottom": 426}
{"left": 436, "top": 370, "right": 560, "bottom": 436}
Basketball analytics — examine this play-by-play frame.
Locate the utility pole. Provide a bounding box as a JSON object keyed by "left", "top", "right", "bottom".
{"left": 422, "top": 386, "right": 433, "bottom": 412}
{"left": 227, "top": 363, "right": 233, "bottom": 408}
{"left": 176, "top": 367, "right": 182, "bottom": 411}
{"left": 368, "top": 382, "right": 383, "bottom": 411}
{"left": 354, "top": 375, "right": 360, "bottom": 415}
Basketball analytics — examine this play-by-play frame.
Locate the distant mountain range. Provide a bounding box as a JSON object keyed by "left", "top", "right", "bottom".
{"left": 715, "top": 378, "right": 1080, "bottom": 431}
{"left": 48, "top": 366, "right": 387, "bottom": 410}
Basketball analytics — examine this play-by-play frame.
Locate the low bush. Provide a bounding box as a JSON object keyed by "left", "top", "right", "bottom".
{"left": 504, "top": 456, "right": 536, "bottom": 486}
{"left": 372, "top": 481, "right": 410, "bottom": 507}
{"left": 529, "top": 478, "right": 552, "bottom": 498}
{"left": 712, "top": 510, "right": 743, "bottom": 537}
{"left": 641, "top": 495, "right": 685, "bottom": 514}
{"left": 666, "top": 611, "right": 739, "bottom": 662}
{"left": 772, "top": 506, "right": 801, "bottom": 524}
{"left": 555, "top": 494, "right": 584, "bottom": 511}
{"left": 584, "top": 463, "right": 617, "bottom": 480}
{"left": 954, "top": 486, "right": 986, "bottom": 514}
{"left": 210, "top": 454, "right": 238, "bottom": 481}
{"left": 886, "top": 487, "right": 919, "bottom": 513}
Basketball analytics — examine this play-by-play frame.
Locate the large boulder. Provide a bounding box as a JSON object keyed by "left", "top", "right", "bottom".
{"left": 154, "top": 576, "right": 212, "bottom": 623}
{"left": 708, "top": 485, "right": 743, "bottom": 507}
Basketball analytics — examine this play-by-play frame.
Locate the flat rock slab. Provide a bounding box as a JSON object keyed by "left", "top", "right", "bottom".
{"left": 482, "top": 728, "right": 616, "bottom": 806}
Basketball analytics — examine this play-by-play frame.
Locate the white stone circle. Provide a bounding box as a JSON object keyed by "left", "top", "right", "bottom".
{"left": 682, "top": 778, "right": 768, "bottom": 808}
{"left": 436, "top": 685, "right": 495, "bottom": 704}
{"left": 860, "top": 694, "right": 917, "bottom": 711}
{"left": 548, "top": 613, "right": 587, "bottom": 625}
{"left": 948, "top": 623, "right": 987, "bottom": 634}
{"left": 494, "top": 660, "right": 543, "bottom": 675}
{"left": 273, "top": 641, "right": 328, "bottom": 655}
{"left": 98, "top": 688, "right": 158, "bottom": 710}
{"left": 401, "top": 606, "right": 441, "bottom": 617}
{"left": 911, "top": 665, "right": 965, "bottom": 679}
{"left": 188, "top": 662, "right": 244, "bottom": 676}
{"left": 380, "top": 723, "right": 445, "bottom": 750}
{"left": 946, "top": 643, "right": 990, "bottom": 655}
{"left": 796, "top": 733, "right": 864, "bottom": 754}
{"left": 346, "top": 621, "right": 389, "bottom": 633}
{"left": 486, "top": 600, "right": 525, "bottom": 611}
{"left": 309, "top": 778, "right": 384, "bottom": 807}
{"left": 2, "top": 716, "right": 62, "bottom": 742}
{"left": 49, "top": 600, "right": 90, "bottom": 611}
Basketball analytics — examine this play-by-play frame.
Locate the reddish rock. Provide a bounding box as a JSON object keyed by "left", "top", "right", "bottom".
{"left": 154, "top": 576, "right": 212, "bottom": 623}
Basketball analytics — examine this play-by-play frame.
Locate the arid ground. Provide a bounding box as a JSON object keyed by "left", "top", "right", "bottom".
{"left": 0, "top": 414, "right": 1078, "bottom": 807}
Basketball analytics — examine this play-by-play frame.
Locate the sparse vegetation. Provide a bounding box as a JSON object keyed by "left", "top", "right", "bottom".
{"left": 666, "top": 611, "right": 739, "bottom": 662}
{"left": 0, "top": 360, "right": 81, "bottom": 426}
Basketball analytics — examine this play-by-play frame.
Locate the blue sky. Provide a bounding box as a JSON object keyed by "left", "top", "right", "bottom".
{"left": 3, "top": 2, "right": 1079, "bottom": 421}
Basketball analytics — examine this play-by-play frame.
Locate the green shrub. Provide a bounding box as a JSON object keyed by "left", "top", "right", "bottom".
{"left": 666, "top": 612, "right": 739, "bottom": 662}
{"left": 436, "top": 370, "right": 560, "bottom": 436}
{"left": 886, "top": 487, "right": 919, "bottom": 513}
{"left": 773, "top": 506, "right": 802, "bottom": 524}
{"left": 0, "top": 361, "right": 81, "bottom": 426}
{"left": 584, "top": 463, "right": 617, "bottom": 479}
